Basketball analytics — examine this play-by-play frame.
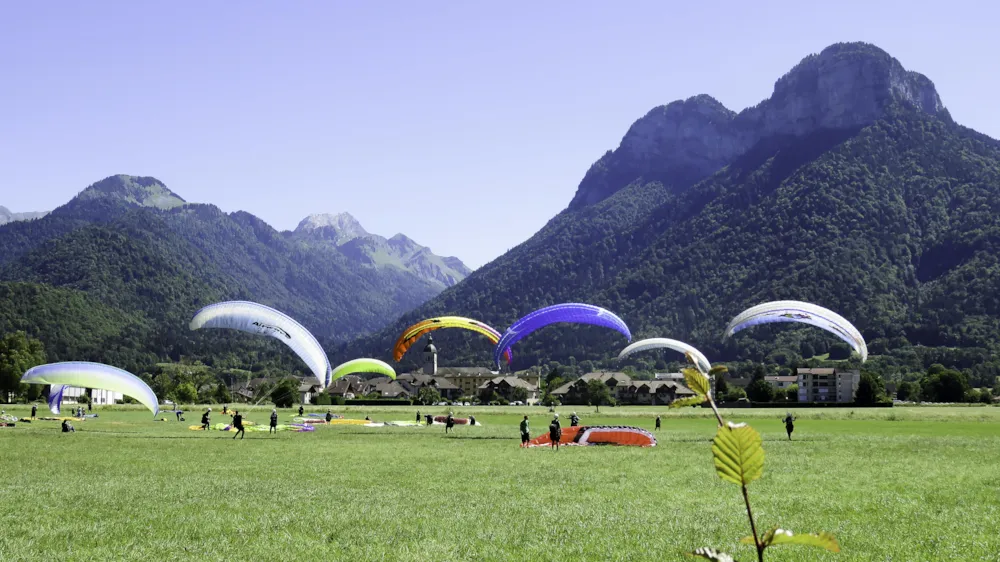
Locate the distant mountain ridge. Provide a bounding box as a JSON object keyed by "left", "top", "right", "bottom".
{"left": 341, "top": 42, "right": 1000, "bottom": 388}
{"left": 292, "top": 212, "right": 470, "bottom": 288}
{"left": 0, "top": 175, "right": 469, "bottom": 373}
{"left": 0, "top": 205, "right": 48, "bottom": 225}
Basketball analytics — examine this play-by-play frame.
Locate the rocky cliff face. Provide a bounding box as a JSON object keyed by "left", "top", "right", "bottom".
{"left": 568, "top": 42, "right": 948, "bottom": 209}
{"left": 295, "top": 212, "right": 370, "bottom": 245}
{"left": 292, "top": 213, "right": 471, "bottom": 288}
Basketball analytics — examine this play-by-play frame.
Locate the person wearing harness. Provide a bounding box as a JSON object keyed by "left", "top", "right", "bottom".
{"left": 269, "top": 409, "right": 279, "bottom": 434}
{"left": 520, "top": 415, "right": 530, "bottom": 447}
{"left": 298, "top": 405, "right": 304, "bottom": 417}
{"left": 570, "top": 412, "right": 580, "bottom": 427}
{"left": 549, "top": 413, "right": 562, "bottom": 451}
{"left": 232, "top": 410, "right": 245, "bottom": 440}
{"left": 783, "top": 413, "right": 797, "bottom": 440}
{"left": 445, "top": 411, "right": 455, "bottom": 434}
{"left": 201, "top": 408, "right": 212, "bottom": 431}
{"left": 655, "top": 415, "right": 661, "bottom": 431}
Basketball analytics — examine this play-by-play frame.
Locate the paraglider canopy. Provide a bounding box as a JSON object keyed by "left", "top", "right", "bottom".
{"left": 494, "top": 303, "right": 631, "bottom": 368}
{"left": 393, "top": 316, "right": 511, "bottom": 364}
{"left": 724, "top": 300, "right": 868, "bottom": 362}
{"left": 330, "top": 358, "right": 396, "bottom": 382}
{"left": 190, "top": 301, "right": 332, "bottom": 387}
{"left": 21, "top": 362, "right": 159, "bottom": 416}
{"left": 618, "top": 338, "right": 712, "bottom": 376}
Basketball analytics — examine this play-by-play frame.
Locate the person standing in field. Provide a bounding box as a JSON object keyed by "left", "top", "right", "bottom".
{"left": 416, "top": 410, "right": 421, "bottom": 423}
{"left": 222, "top": 404, "right": 228, "bottom": 415}
{"left": 298, "top": 405, "right": 304, "bottom": 417}
{"left": 655, "top": 415, "right": 661, "bottom": 431}
{"left": 325, "top": 409, "right": 333, "bottom": 423}
{"left": 445, "top": 411, "right": 455, "bottom": 434}
{"left": 31, "top": 403, "right": 37, "bottom": 418}
{"left": 549, "top": 413, "right": 561, "bottom": 451}
{"left": 232, "top": 410, "right": 245, "bottom": 439}
{"left": 783, "top": 413, "right": 797, "bottom": 440}
{"left": 201, "top": 408, "right": 212, "bottom": 431}
{"left": 269, "top": 409, "right": 279, "bottom": 434}
{"left": 570, "top": 412, "right": 580, "bottom": 427}
{"left": 520, "top": 415, "right": 530, "bottom": 447}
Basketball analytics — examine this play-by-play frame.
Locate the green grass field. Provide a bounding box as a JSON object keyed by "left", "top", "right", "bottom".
{"left": 2, "top": 404, "right": 998, "bottom": 561}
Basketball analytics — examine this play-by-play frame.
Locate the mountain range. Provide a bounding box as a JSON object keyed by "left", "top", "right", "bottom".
{"left": 0, "top": 175, "right": 468, "bottom": 373}
{"left": 4, "top": 42, "right": 999, "bottom": 387}
{"left": 0, "top": 206, "right": 48, "bottom": 226}
{"left": 340, "top": 42, "right": 1000, "bottom": 386}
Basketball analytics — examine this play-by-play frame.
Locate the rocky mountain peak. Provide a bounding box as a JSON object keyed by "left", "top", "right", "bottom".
{"left": 568, "top": 42, "right": 949, "bottom": 210}
{"left": 72, "top": 175, "right": 187, "bottom": 210}
{"left": 295, "top": 212, "right": 370, "bottom": 245}
{"left": 742, "top": 42, "right": 947, "bottom": 137}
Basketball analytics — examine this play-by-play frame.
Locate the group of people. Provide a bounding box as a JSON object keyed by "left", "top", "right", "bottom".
{"left": 199, "top": 406, "right": 279, "bottom": 438}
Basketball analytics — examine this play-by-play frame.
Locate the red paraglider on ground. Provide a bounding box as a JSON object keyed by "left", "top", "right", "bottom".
{"left": 526, "top": 425, "right": 656, "bottom": 447}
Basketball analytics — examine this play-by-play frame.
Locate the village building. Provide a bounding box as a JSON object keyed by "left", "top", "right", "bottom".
{"left": 796, "top": 368, "right": 860, "bottom": 403}
{"left": 764, "top": 375, "right": 798, "bottom": 389}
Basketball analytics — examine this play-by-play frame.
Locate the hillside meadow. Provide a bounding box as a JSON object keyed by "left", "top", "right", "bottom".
{"left": 1, "top": 405, "right": 998, "bottom": 561}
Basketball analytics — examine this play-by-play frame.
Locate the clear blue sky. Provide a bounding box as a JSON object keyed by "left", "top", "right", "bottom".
{"left": 2, "top": 1, "right": 996, "bottom": 268}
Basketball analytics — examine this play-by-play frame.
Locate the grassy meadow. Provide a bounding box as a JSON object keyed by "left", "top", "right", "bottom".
{"left": 1, "top": 404, "right": 998, "bottom": 561}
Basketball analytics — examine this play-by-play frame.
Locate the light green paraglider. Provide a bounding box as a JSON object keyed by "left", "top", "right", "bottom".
{"left": 330, "top": 358, "right": 396, "bottom": 382}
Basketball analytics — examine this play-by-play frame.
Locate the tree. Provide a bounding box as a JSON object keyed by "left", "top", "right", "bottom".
{"left": 0, "top": 331, "right": 46, "bottom": 400}
{"left": 417, "top": 386, "right": 442, "bottom": 406}
{"left": 213, "top": 383, "right": 231, "bottom": 404}
{"left": 586, "top": 379, "right": 613, "bottom": 412}
{"left": 800, "top": 341, "right": 816, "bottom": 359}
{"left": 723, "top": 387, "right": 747, "bottom": 402}
{"left": 920, "top": 368, "right": 968, "bottom": 402}
{"left": 510, "top": 386, "right": 529, "bottom": 403}
{"left": 715, "top": 374, "right": 729, "bottom": 397}
{"left": 855, "top": 372, "right": 886, "bottom": 405}
{"left": 785, "top": 383, "right": 799, "bottom": 402}
{"left": 750, "top": 364, "right": 767, "bottom": 383}
{"left": 173, "top": 382, "right": 198, "bottom": 404}
{"left": 896, "top": 381, "right": 919, "bottom": 401}
{"left": 270, "top": 379, "right": 298, "bottom": 408}
{"left": 746, "top": 379, "right": 775, "bottom": 402}
{"left": 827, "top": 343, "right": 853, "bottom": 360}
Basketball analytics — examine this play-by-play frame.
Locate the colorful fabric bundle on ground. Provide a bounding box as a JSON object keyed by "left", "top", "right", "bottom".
{"left": 526, "top": 426, "right": 656, "bottom": 447}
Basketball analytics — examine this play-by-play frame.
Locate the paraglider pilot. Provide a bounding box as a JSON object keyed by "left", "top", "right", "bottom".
{"left": 202, "top": 408, "right": 212, "bottom": 431}
{"left": 655, "top": 415, "right": 661, "bottom": 431}
{"left": 270, "top": 409, "right": 279, "bottom": 434}
{"left": 232, "top": 410, "right": 245, "bottom": 440}
{"left": 61, "top": 419, "right": 75, "bottom": 433}
{"left": 783, "top": 413, "right": 797, "bottom": 440}
{"left": 416, "top": 410, "right": 421, "bottom": 423}
{"left": 445, "top": 411, "right": 455, "bottom": 434}
{"left": 549, "top": 413, "right": 561, "bottom": 451}
{"left": 325, "top": 409, "right": 333, "bottom": 423}
{"left": 570, "top": 412, "right": 580, "bottom": 427}
{"left": 298, "top": 405, "right": 304, "bottom": 417}
{"left": 31, "top": 403, "right": 37, "bottom": 418}
{"left": 520, "top": 415, "right": 530, "bottom": 447}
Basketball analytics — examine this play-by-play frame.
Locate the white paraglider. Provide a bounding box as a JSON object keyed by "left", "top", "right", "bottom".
{"left": 724, "top": 300, "right": 868, "bottom": 362}
{"left": 190, "top": 301, "right": 333, "bottom": 387}
{"left": 618, "top": 338, "right": 712, "bottom": 375}
{"left": 22, "top": 362, "right": 159, "bottom": 416}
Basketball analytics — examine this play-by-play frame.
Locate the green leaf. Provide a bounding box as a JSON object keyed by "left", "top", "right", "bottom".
{"left": 745, "top": 528, "right": 840, "bottom": 552}
{"left": 687, "top": 547, "right": 738, "bottom": 561}
{"left": 668, "top": 395, "right": 707, "bottom": 408}
{"left": 712, "top": 422, "right": 764, "bottom": 486}
{"left": 683, "top": 367, "right": 711, "bottom": 397}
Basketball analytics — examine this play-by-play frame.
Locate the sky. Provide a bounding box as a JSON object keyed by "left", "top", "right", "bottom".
{"left": 2, "top": 1, "right": 997, "bottom": 269}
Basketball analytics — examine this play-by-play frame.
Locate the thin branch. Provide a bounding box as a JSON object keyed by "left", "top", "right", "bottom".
{"left": 742, "top": 484, "right": 764, "bottom": 562}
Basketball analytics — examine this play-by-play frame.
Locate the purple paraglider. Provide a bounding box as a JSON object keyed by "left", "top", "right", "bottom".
{"left": 493, "top": 303, "right": 632, "bottom": 368}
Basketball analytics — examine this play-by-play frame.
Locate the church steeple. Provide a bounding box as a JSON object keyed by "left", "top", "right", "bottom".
{"left": 422, "top": 335, "right": 438, "bottom": 375}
